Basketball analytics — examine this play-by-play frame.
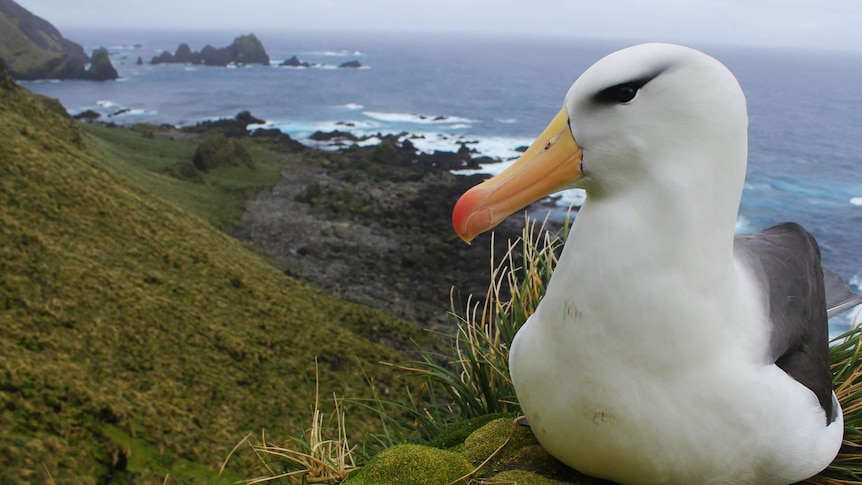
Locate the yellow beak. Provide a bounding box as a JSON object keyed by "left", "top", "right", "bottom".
{"left": 452, "top": 107, "right": 583, "bottom": 243}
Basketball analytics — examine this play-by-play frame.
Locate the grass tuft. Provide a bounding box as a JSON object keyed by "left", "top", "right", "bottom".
{"left": 392, "top": 213, "right": 567, "bottom": 426}
{"left": 246, "top": 363, "right": 357, "bottom": 485}
{"left": 808, "top": 326, "right": 862, "bottom": 484}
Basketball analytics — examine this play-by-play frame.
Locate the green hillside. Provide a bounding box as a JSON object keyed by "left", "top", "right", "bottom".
{"left": 0, "top": 66, "right": 423, "bottom": 483}
{"left": 0, "top": 0, "right": 116, "bottom": 80}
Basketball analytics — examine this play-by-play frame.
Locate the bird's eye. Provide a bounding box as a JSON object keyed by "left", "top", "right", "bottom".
{"left": 595, "top": 82, "right": 642, "bottom": 105}
{"left": 614, "top": 85, "right": 638, "bottom": 103}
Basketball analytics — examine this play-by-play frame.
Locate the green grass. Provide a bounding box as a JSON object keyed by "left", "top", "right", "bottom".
{"left": 0, "top": 67, "right": 427, "bottom": 484}
{"left": 101, "top": 424, "right": 242, "bottom": 484}
{"left": 81, "top": 123, "right": 285, "bottom": 232}
{"left": 0, "top": 14, "right": 65, "bottom": 75}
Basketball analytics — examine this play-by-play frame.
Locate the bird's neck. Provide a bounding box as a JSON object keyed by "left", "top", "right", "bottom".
{"left": 567, "top": 164, "right": 744, "bottom": 290}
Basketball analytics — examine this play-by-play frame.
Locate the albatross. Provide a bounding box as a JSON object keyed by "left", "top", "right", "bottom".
{"left": 452, "top": 43, "right": 862, "bottom": 485}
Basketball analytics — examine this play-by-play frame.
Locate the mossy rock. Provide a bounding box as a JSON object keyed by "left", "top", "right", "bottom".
{"left": 347, "top": 419, "right": 607, "bottom": 484}
{"left": 346, "top": 444, "right": 472, "bottom": 485}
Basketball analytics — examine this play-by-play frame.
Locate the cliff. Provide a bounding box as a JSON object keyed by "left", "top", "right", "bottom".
{"left": 0, "top": 0, "right": 118, "bottom": 80}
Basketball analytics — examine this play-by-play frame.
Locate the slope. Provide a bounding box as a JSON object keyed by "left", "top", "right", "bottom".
{"left": 0, "top": 0, "right": 116, "bottom": 80}
{"left": 0, "top": 66, "right": 422, "bottom": 484}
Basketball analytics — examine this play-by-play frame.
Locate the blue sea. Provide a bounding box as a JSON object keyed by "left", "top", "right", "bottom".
{"left": 23, "top": 28, "right": 862, "bottom": 332}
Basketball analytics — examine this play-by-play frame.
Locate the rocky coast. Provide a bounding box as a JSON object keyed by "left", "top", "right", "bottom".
{"left": 152, "top": 111, "right": 559, "bottom": 334}
{"left": 171, "top": 111, "right": 563, "bottom": 332}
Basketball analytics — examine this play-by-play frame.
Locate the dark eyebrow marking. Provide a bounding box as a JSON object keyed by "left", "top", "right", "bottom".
{"left": 592, "top": 66, "right": 669, "bottom": 104}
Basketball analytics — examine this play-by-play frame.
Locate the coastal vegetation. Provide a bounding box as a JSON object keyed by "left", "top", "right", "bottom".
{"left": 0, "top": 0, "right": 118, "bottom": 80}
{"left": 0, "top": 63, "right": 430, "bottom": 483}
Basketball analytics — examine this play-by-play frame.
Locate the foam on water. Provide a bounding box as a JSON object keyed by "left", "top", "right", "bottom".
{"left": 304, "top": 50, "right": 364, "bottom": 56}
{"left": 850, "top": 197, "right": 862, "bottom": 206}
{"left": 363, "top": 111, "right": 474, "bottom": 125}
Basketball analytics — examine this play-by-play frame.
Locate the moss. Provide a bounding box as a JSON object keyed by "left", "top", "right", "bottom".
{"left": 346, "top": 444, "right": 473, "bottom": 485}
{"left": 493, "top": 470, "right": 573, "bottom": 485}
{"left": 426, "top": 413, "right": 516, "bottom": 449}
{"left": 345, "top": 419, "right": 604, "bottom": 484}
{"left": 460, "top": 418, "right": 572, "bottom": 479}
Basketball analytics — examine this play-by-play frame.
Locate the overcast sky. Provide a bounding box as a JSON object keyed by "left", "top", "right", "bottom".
{"left": 16, "top": 0, "right": 862, "bottom": 52}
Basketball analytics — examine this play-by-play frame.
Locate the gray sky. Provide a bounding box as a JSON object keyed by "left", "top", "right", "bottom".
{"left": 16, "top": 0, "right": 862, "bottom": 52}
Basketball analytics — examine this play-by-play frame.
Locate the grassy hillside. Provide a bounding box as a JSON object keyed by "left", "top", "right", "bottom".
{"left": 0, "top": 67, "right": 425, "bottom": 484}
{"left": 80, "top": 123, "right": 285, "bottom": 233}
{"left": 0, "top": 0, "right": 92, "bottom": 80}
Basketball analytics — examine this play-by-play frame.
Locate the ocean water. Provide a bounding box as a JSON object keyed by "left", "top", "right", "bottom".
{"left": 23, "top": 28, "right": 862, "bottom": 333}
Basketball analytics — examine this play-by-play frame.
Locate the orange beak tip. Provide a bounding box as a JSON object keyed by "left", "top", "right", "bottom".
{"left": 452, "top": 186, "right": 486, "bottom": 243}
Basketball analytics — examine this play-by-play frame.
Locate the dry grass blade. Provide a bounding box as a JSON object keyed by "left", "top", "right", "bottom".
{"left": 246, "top": 362, "right": 356, "bottom": 485}
{"left": 445, "top": 437, "right": 510, "bottom": 485}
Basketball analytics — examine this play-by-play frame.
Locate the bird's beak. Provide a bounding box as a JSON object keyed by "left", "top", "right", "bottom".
{"left": 452, "top": 107, "right": 583, "bottom": 243}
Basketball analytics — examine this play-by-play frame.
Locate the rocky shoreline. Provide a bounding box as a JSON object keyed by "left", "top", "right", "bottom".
{"left": 176, "top": 112, "right": 564, "bottom": 332}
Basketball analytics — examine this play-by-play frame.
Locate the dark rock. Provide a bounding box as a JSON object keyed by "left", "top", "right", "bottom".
{"left": 249, "top": 128, "right": 307, "bottom": 153}
{"left": 338, "top": 60, "right": 362, "bottom": 68}
{"left": 85, "top": 48, "right": 119, "bottom": 81}
{"left": 133, "top": 43, "right": 142, "bottom": 49}
{"left": 228, "top": 33, "right": 269, "bottom": 65}
{"left": 309, "top": 130, "right": 359, "bottom": 142}
{"left": 173, "top": 43, "right": 195, "bottom": 63}
{"left": 109, "top": 108, "right": 130, "bottom": 117}
{"left": 150, "top": 51, "right": 174, "bottom": 64}
{"left": 235, "top": 110, "right": 264, "bottom": 125}
{"left": 280, "top": 55, "right": 310, "bottom": 67}
{"left": 136, "top": 56, "right": 143, "bottom": 65}
{"left": 149, "top": 33, "right": 270, "bottom": 67}
{"left": 180, "top": 111, "right": 266, "bottom": 138}
{"left": 197, "top": 45, "right": 224, "bottom": 66}
{"left": 73, "top": 109, "right": 101, "bottom": 120}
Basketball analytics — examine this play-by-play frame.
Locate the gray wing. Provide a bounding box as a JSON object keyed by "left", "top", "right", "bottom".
{"left": 734, "top": 222, "right": 834, "bottom": 424}
{"left": 824, "top": 266, "right": 862, "bottom": 318}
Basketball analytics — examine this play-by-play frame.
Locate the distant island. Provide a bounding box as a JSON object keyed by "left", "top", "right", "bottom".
{"left": 0, "top": 0, "right": 118, "bottom": 80}
{"left": 150, "top": 38, "right": 364, "bottom": 69}
{"left": 150, "top": 33, "right": 270, "bottom": 67}
{"left": 280, "top": 55, "right": 363, "bottom": 69}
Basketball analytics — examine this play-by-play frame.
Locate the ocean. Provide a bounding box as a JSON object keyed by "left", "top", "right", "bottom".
{"left": 22, "top": 28, "right": 862, "bottom": 333}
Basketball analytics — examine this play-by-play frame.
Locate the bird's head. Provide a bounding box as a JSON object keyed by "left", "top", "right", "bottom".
{"left": 452, "top": 43, "right": 748, "bottom": 243}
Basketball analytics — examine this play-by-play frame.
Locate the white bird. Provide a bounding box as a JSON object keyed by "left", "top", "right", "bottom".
{"left": 452, "top": 43, "right": 861, "bottom": 485}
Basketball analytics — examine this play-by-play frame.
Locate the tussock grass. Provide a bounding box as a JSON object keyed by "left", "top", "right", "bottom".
{"left": 387, "top": 215, "right": 565, "bottom": 435}
{"left": 399, "top": 212, "right": 862, "bottom": 483}
{"left": 809, "top": 327, "right": 862, "bottom": 484}
{"left": 246, "top": 364, "right": 357, "bottom": 485}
